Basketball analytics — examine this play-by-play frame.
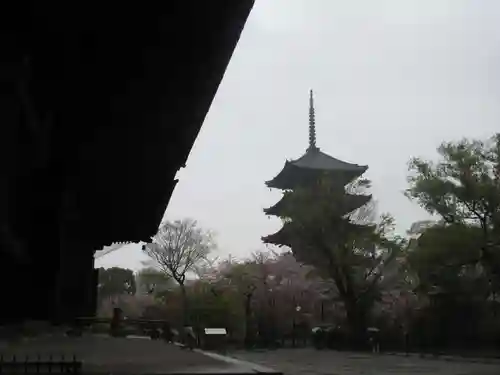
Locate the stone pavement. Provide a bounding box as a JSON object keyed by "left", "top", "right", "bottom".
{"left": 1, "top": 335, "right": 227, "bottom": 374}
{"left": 228, "top": 348, "right": 500, "bottom": 375}
{"left": 1, "top": 335, "right": 281, "bottom": 374}
{"left": 384, "top": 351, "right": 500, "bottom": 364}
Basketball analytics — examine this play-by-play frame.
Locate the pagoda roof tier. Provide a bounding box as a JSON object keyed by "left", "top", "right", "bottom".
{"left": 264, "top": 192, "right": 372, "bottom": 217}
{"left": 266, "top": 90, "right": 367, "bottom": 190}
{"left": 292, "top": 147, "right": 367, "bottom": 172}
{"left": 262, "top": 224, "right": 293, "bottom": 248}
{"left": 266, "top": 148, "right": 367, "bottom": 190}
{"left": 263, "top": 219, "right": 376, "bottom": 249}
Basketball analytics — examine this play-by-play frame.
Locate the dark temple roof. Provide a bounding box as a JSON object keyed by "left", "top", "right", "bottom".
{"left": 266, "top": 148, "right": 368, "bottom": 190}
{"left": 292, "top": 147, "right": 367, "bottom": 172}
{"left": 3, "top": 2, "right": 255, "bottom": 251}
{"left": 262, "top": 223, "right": 293, "bottom": 248}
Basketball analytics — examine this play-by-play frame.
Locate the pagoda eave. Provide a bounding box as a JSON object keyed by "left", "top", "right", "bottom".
{"left": 266, "top": 164, "right": 367, "bottom": 191}
{"left": 265, "top": 161, "right": 293, "bottom": 189}
{"left": 264, "top": 192, "right": 372, "bottom": 218}
{"left": 261, "top": 235, "right": 291, "bottom": 248}
{"left": 262, "top": 225, "right": 293, "bottom": 247}
{"left": 263, "top": 207, "right": 280, "bottom": 217}
{"left": 263, "top": 200, "right": 286, "bottom": 216}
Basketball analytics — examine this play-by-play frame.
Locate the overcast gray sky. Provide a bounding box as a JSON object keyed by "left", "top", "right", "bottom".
{"left": 96, "top": 0, "right": 500, "bottom": 271}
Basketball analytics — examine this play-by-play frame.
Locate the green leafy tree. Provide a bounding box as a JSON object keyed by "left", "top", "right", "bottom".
{"left": 217, "top": 259, "right": 260, "bottom": 346}
{"left": 187, "top": 279, "right": 238, "bottom": 330}
{"left": 97, "top": 267, "right": 136, "bottom": 302}
{"left": 277, "top": 177, "right": 403, "bottom": 344}
{"left": 136, "top": 267, "right": 173, "bottom": 296}
{"left": 404, "top": 223, "right": 495, "bottom": 349}
{"left": 408, "top": 224, "right": 484, "bottom": 293}
{"left": 406, "top": 133, "right": 500, "bottom": 288}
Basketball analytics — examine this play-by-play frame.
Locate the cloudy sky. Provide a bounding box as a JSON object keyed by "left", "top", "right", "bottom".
{"left": 96, "top": 0, "right": 500, "bottom": 271}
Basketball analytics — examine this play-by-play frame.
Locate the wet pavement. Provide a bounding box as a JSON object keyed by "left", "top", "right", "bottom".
{"left": 0, "top": 336, "right": 227, "bottom": 374}
{"left": 0, "top": 335, "right": 281, "bottom": 374}
{"left": 228, "top": 348, "right": 500, "bottom": 375}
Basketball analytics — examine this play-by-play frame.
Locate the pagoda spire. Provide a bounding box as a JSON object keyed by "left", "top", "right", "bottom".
{"left": 308, "top": 89, "right": 318, "bottom": 151}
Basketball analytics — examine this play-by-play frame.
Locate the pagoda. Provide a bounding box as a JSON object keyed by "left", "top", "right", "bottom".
{"left": 262, "top": 90, "right": 370, "bottom": 247}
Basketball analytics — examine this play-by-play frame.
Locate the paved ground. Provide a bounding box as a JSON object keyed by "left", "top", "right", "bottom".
{"left": 229, "top": 349, "right": 500, "bottom": 375}
{"left": 1, "top": 335, "right": 229, "bottom": 374}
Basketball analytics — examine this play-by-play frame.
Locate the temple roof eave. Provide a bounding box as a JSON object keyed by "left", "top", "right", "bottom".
{"left": 264, "top": 192, "right": 372, "bottom": 218}
{"left": 291, "top": 148, "right": 367, "bottom": 173}
{"left": 265, "top": 155, "right": 368, "bottom": 190}
{"left": 263, "top": 207, "right": 281, "bottom": 217}
{"left": 261, "top": 235, "right": 291, "bottom": 248}
{"left": 261, "top": 224, "right": 292, "bottom": 247}
{"left": 265, "top": 161, "right": 292, "bottom": 188}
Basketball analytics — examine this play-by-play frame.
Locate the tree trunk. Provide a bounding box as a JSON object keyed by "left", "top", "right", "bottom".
{"left": 332, "top": 263, "right": 369, "bottom": 350}
{"left": 179, "top": 282, "right": 189, "bottom": 326}
{"left": 244, "top": 293, "right": 253, "bottom": 348}
{"left": 343, "top": 296, "right": 368, "bottom": 350}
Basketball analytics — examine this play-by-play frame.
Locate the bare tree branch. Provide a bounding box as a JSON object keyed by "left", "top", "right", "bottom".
{"left": 142, "top": 218, "right": 215, "bottom": 285}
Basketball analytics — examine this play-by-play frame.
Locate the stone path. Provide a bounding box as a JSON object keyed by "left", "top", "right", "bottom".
{"left": 229, "top": 349, "right": 500, "bottom": 375}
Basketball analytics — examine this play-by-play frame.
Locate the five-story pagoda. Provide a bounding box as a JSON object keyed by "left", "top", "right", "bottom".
{"left": 262, "top": 90, "right": 370, "bottom": 248}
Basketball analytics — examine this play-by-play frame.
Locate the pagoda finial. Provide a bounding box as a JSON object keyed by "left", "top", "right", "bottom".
{"left": 308, "top": 89, "right": 318, "bottom": 151}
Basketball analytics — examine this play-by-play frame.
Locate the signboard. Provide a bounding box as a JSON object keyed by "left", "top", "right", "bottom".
{"left": 204, "top": 328, "right": 227, "bottom": 335}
